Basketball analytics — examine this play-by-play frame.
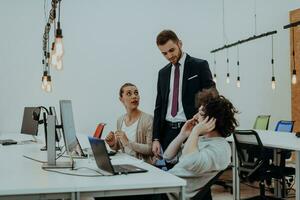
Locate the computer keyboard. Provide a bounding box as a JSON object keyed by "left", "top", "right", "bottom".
{"left": 113, "top": 165, "right": 133, "bottom": 173}
{"left": 0, "top": 139, "right": 17, "bottom": 145}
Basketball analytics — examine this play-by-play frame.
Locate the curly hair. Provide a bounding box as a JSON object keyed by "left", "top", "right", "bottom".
{"left": 195, "top": 88, "right": 239, "bottom": 138}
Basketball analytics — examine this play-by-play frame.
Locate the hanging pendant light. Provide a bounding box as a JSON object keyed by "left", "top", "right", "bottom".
{"left": 40, "top": 0, "right": 64, "bottom": 92}
{"left": 41, "top": 71, "right": 48, "bottom": 91}
{"left": 292, "top": 27, "right": 297, "bottom": 84}
{"left": 213, "top": 53, "right": 217, "bottom": 83}
{"left": 236, "top": 45, "right": 240, "bottom": 88}
{"left": 271, "top": 35, "right": 276, "bottom": 90}
{"left": 54, "top": 0, "right": 64, "bottom": 61}
{"left": 226, "top": 49, "right": 230, "bottom": 84}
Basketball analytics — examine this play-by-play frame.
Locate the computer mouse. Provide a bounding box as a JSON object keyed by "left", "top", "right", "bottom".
{"left": 2, "top": 141, "right": 17, "bottom": 145}
{"left": 296, "top": 132, "right": 300, "bottom": 138}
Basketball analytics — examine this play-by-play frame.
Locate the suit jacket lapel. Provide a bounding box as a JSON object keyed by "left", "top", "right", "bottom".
{"left": 182, "top": 54, "right": 191, "bottom": 97}
{"left": 164, "top": 64, "right": 172, "bottom": 100}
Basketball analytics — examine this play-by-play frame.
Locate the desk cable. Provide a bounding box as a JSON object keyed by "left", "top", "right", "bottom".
{"left": 42, "top": 167, "right": 107, "bottom": 177}
{"left": 23, "top": 155, "right": 46, "bottom": 163}
{"left": 23, "top": 150, "right": 66, "bottom": 164}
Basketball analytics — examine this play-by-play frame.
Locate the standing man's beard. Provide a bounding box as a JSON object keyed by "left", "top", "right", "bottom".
{"left": 176, "top": 49, "right": 182, "bottom": 63}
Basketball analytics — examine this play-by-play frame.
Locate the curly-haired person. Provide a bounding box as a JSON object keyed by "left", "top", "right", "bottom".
{"left": 163, "top": 88, "right": 239, "bottom": 200}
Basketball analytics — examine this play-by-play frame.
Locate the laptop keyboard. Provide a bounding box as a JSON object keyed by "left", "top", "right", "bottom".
{"left": 113, "top": 164, "right": 138, "bottom": 173}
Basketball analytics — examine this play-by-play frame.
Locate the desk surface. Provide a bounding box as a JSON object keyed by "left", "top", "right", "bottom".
{"left": 0, "top": 133, "right": 186, "bottom": 198}
{"left": 227, "top": 129, "right": 300, "bottom": 151}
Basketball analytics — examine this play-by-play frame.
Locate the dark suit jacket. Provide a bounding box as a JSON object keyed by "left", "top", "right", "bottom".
{"left": 153, "top": 54, "right": 215, "bottom": 141}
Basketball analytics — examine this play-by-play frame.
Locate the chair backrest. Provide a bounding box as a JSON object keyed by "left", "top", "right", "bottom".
{"left": 191, "top": 169, "right": 225, "bottom": 200}
{"left": 275, "top": 120, "right": 294, "bottom": 132}
{"left": 253, "top": 115, "right": 271, "bottom": 130}
{"left": 233, "top": 130, "right": 266, "bottom": 180}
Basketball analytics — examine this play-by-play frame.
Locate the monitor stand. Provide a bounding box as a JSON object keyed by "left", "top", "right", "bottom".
{"left": 40, "top": 112, "right": 61, "bottom": 151}
{"left": 42, "top": 115, "right": 73, "bottom": 169}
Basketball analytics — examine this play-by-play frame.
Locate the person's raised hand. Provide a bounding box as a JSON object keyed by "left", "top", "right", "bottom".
{"left": 192, "top": 116, "right": 216, "bottom": 136}
{"left": 105, "top": 131, "right": 116, "bottom": 147}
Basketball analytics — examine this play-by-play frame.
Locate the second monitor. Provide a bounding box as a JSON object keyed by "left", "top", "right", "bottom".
{"left": 59, "top": 100, "right": 86, "bottom": 158}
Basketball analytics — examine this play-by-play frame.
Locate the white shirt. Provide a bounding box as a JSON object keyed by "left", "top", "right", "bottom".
{"left": 166, "top": 52, "right": 187, "bottom": 122}
{"left": 120, "top": 119, "right": 138, "bottom": 156}
{"left": 168, "top": 137, "right": 231, "bottom": 200}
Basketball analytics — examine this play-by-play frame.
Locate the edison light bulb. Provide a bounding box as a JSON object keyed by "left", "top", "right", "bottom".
{"left": 46, "top": 82, "right": 52, "bottom": 93}
{"left": 50, "top": 52, "right": 58, "bottom": 68}
{"left": 292, "top": 74, "right": 297, "bottom": 84}
{"left": 226, "top": 73, "right": 230, "bottom": 84}
{"left": 56, "top": 58, "right": 63, "bottom": 71}
{"left": 213, "top": 74, "right": 217, "bottom": 83}
{"left": 41, "top": 81, "right": 46, "bottom": 91}
{"left": 55, "top": 37, "right": 64, "bottom": 59}
{"left": 46, "top": 76, "right": 52, "bottom": 93}
{"left": 42, "top": 75, "right": 48, "bottom": 90}
{"left": 292, "top": 69, "right": 297, "bottom": 84}
{"left": 236, "top": 77, "right": 240, "bottom": 88}
{"left": 271, "top": 76, "right": 276, "bottom": 90}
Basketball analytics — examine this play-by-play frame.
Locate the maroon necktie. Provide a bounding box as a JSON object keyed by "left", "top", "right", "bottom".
{"left": 171, "top": 63, "right": 180, "bottom": 117}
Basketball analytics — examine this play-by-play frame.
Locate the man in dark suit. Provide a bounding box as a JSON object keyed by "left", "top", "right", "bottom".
{"left": 152, "top": 30, "right": 215, "bottom": 163}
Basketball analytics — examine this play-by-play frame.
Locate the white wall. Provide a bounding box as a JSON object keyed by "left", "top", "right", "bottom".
{"left": 0, "top": 0, "right": 299, "bottom": 135}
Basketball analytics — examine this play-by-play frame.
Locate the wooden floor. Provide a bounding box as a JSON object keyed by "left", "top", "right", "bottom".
{"left": 84, "top": 168, "right": 296, "bottom": 200}
{"left": 213, "top": 170, "right": 296, "bottom": 200}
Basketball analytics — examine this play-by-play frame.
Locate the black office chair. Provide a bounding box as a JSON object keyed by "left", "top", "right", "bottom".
{"left": 262, "top": 120, "right": 295, "bottom": 197}
{"left": 191, "top": 169, "right": 226, "bottom": 200}
{"left": 233, "top": 130, "right": 284, "bottom": 200}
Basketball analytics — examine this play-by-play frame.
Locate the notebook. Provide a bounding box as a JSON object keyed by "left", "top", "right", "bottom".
{"left": 88, "top": 136, "right": 147, "bottom": 175}
{"left": 93, "top": 123, "right": 106, "bottom": 138}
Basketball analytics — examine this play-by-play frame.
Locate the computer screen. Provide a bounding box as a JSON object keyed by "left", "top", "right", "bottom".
{"left": 21, "top": 107, "right": 41, "bottom": 136}
{"left": 59, "top": 100, "right": 80, "bottom": 155}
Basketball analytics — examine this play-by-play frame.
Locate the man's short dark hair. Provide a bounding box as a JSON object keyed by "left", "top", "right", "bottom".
{"left": 195, "top": 88, "right": 239, "bottom": 138}
{"left": 156, "top": 30, "right": 180, "bottom": 46}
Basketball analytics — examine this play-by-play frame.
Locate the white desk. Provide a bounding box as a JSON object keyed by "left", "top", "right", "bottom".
{"left": 227, "top": 130, "right": 300, "bottom": 200}
{"left": 0, "top": 133, "right": 186, "bottom": 200}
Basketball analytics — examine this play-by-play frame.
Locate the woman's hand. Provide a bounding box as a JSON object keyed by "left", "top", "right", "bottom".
{"left": 105, "top": 131, "right": 116, "bottom": 147}
{"left": 115, "top": 131, "right": 129, "bottom": 146}
{"left": 192, "top": 116, "right": 216, "bottom": 136}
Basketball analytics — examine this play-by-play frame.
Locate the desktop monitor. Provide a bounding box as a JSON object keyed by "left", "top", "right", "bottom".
{"left": 21, "top": 107, "right": 41, "bottom": 136}
{"left": 59, "top": 100, "right": 85, "bottom": 157}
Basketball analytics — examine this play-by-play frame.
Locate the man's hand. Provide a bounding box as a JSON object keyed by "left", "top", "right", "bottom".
{"left": 115, "top": 131, "right": 129, "bottom": 146}
{"left": 105, "top": 131, "right": 116, "bottom": 147}
{"left": 180, "top": 118, "right": 197, "bottom": 138}
{"left": 152, "top": 140, "right": 161, "bottom": 157}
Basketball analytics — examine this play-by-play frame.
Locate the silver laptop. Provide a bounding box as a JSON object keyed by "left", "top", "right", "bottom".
{"left": 88, "top": 136, "right": 147, "bottom": 175}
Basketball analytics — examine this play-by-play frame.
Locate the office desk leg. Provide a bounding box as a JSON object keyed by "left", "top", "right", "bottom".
{"left": 296, "top": 151, "right": 300, "bottom": 200}
{"left": 71, "top": 192, "right": 79, "bottom": 200}
{"left": 179, "top": 186, "right": 185, "bottom": 200}
{"left": 273, "top": 149, "right": 281, "bottom": 198}
{"left": 232, "top": 143, "right": 240, "bottom": 200}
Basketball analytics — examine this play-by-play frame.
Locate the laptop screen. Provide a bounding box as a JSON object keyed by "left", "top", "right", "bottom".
{"left": 88, "top": 137, "right": 114, "bottom": 174}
